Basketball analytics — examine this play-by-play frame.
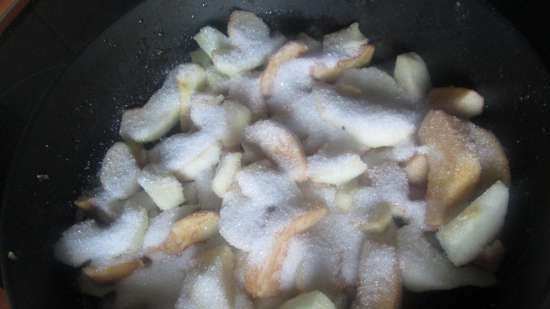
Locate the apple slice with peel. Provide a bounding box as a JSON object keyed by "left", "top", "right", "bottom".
{"left": 142, "top": 205, "right": 199, "bottom": 251}
{"left": 428, "top": 87, "right": 484, "bottom": 118}
{"left": 397, "top": 225, "right": 495, "bottom": 292}
{"left": 83, "top": 259, "right": 144, "bottom": 284}
{"left": 418, "top": 110, "right": 481, "bottom": 228}
{"left": 353, "top": 233, "right": 401, "bottom": 309}
{"left": 244, "top": 120, "right": 308, "bottom": 182}
{"left": 55, "top": 207, "right": 148, "bottom": 267}
{"left": 99, "top": 142, "right": 140, "bottom": 200}
{"left": 311, "top": 45, "right": 375, "bottom": 82}
{"left": 393, "top": 52, "right": 431, "bottom": 100}
{"left": 436, "top": 181, "right": 509, "bottom": 266}
{"left": 212, "top": 152, "right": 242, "bottom": 197}
{"left": 307, "top": 152, "right": 367, "bottom": 185}
{"left": 261, "top": 41, "right": 309, "bottom": 96}
{"left": 138, "top": 165, "right": 184, "bottom": 210}
{"left": 280, "top": 291, "right": 337, "bottom": 309}
{"left": 160, "top": 211, "right": 220, "bottom": 255}
{"left": 336, "top": 67, "right": 408, "bottom": 102}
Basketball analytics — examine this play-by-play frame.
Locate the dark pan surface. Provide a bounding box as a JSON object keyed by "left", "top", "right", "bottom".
{"left": 2, "top": 0, "right": 550, "bottom": 308}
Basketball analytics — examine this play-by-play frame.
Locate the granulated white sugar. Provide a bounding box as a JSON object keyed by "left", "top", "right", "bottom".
{"left": 190, "top": 101, "right": 228, "bottom": 140}
{"left": 55, "top": 207, "right": 148, "bottom": 267}
{"left": 99, "top": 142, "right": 140, "bottom": 200}
{"left": 227, "top": 73, "right": 266, "bottom": 117}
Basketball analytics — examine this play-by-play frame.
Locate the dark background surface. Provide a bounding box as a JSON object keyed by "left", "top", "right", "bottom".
{"left": 0, "top": 0, "right": 548, "bottom": 194}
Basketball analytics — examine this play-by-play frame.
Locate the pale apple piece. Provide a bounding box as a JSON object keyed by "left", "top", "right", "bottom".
{"left": 316, "top": 89, "right": 416, "bottom": 148}
{"left": 83, "top": 259, "right": 144, "bottom": 284}
{"left": 193, "top": 26, "right": 232, "bottom": 58}
{"left": 359, "top": 201, "right": 393, "bottom": 233}
{"left": 397, "top": 225, "right": 495, "bottom": 292}
{"left": 307, "top": 152, "right": 367, "bottom": 185}
{"left": 322, "top": 22, "right": 368, "bottom": 55}
{"left": 244, "top": 120, "right": 307, "bottom": 182}
{"left": 352, "top": 239, "right": 401, "bottom": 309}
{"left": 222, "top": 100, "right": 252, "bottom": 148}
{"left": 138, "top": 165, "right": 184, "bottom": 210}
{"left": 99, "top": 142, "right": 140, "bottom": 200}
{"left": 474, "top": 240, "right": 505, "bottom": 272}
{"left": 436, "top": 181, "right": 509, "bottom": 266}
{"left": 428, "top": 87, "right": 484, "bottom": 118}
{"left": 281, "top": 291, "right": 337, "bottom": 309}
{"left": 255, "top": 295, "right": 288, "bottom": 309}
{"left": 297, "top": 32, "right": 321, "bottom": 50}
{"left": 190, "top": 92, "right": 225, "bottom": 106}
{"left": 393, "top": 52, "right": 431, "bottom": 100}
{"left": 55, "top": 207, "right": 148, "bottom": 267}
{"left": 418, "top": 110, "right": 481, "bottom": 228}
{"left": 190, "top": 49, "right": 212, "bottom": 67}
{"left": 335, "top": 180, "right": 360, "bottom": 212}
{"left": 142, "top": 205, "right": 199, "bottom": 251}
{"left": 467, "top": 124, "right": 511, "bottom": 190}
{"left": 154, "top": 132, "right": 221, "bottom": 180}
{"left": 160, "top": 211, "right": 220, "bottom": 255}
{"left": 212, "top": 152, "right": 242, "bottom": 197}
{"left": 227, "top": 73, "right": 267, "bottom": 119}
{"left": 206, "top": 66, "right": 230, "bottom": 93}
{"left": 404, "top": 154, "right": 428, "bottom": 185}
{"left": 337, "top": 67, "right": 407, "bottom": 102}
{"left": 243, "top": 206, "right": 327, "bottom": 298}
{"left": 261, "top": 41, "right": 309, "bottom": 96}
{"left": 311, "top": 44, "right": 375, "bottom": 81}
{"left": 123, "top": 190, "right": 160, "bottom": 218}
{"left": 176, "top": 64, "right": 208, "bottom": 130}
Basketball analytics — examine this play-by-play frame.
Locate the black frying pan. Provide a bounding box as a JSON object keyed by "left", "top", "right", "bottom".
{"left": 2, "top": 0, "right": 550, "bottom": 308}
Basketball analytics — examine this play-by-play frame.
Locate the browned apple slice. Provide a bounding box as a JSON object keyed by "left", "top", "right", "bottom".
{"left": 261, "top": 41, "right": 309, "bottom": 96}
{"left": 418, "top": 110, "right": 481, "bottom": 228}
{"left": 244, "top": 120, "right": 308, "bottom": 181}
{"left": 244, "top": 206, "right": 327, "bottom": 298}
{"left": 311, "top": 44, "right": 375, "bottom": 82}
{"left": 83, "top": 259, "right": 144, "bottom": 284}
{"left": 160, "top": 211, "right": 220, "bottom": 255}
{"left": 428, "top": 87, "right": 484, "bottom": 119}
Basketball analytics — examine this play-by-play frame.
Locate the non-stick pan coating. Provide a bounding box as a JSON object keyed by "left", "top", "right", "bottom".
{"left": 2, "top": 0, "right": 550, "bottom": 308}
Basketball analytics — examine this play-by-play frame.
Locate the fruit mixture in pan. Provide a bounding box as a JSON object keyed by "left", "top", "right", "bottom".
{"left": 55, "top": 10, "right": 510, "bottom": 309}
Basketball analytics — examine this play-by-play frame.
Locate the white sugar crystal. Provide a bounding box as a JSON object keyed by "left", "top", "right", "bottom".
{"left": 55, "top": 207, "right": 148, "bottom": 267}
{"left": 337, "top": 67, "right": 409, "bottom": 102}
{"left": 397, "top": 225, "right": 495, "bottom": 292}
{"left": 195, "top": 167, "right": 222, "bottom": 210}
{"left": 190, "top": 101, "right": 228, "bottom": 140}
{"left": 123, "top": 190, "right": 160, "bottom": 218}
{"left": 227, "top": 73, "right": 266, "bottom": 118}
{"left": 143, "top": 205, "right": 199, "bottom": 251}
{"left": 99, "top": 142, "right": 140, "bottom": 199}
{"left": 138, "top": 165, "right": 184, "bottom": 210}
{"left": 119, "top": 68, "right": 181, "bottom": 143}
{"left": 236, "top": 166, "right": 300, "bottom": 205}
{"left": 113, "top": 250, "right": 197, "bottom": 309}
{"left": 177, "top": 262, "right": 231, "bottom": 309}
{"left": 307, "top": 152, "right": 367, "bottom": 185}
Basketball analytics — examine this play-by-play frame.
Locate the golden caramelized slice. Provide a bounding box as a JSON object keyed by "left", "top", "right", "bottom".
{"left": 244, "top": 206, "right": 327, "bottom": 298}
{"left": 428, "top": 87, "right": 484, "bottom": 119}
{"left": 161, "top": 211, "right": 220, "bottom": 255}
{"left": 83, "top": 259, "right": 144, "bottom": 284}
{"left": 353, "top": 230, "right": 401, "bottom": 309}
{"left": 261, "top": 41, "right": 309, "bottom": 96}
{"left": 418, "top": 110, "right": 481, "bottom": 228}
{"left": 244, "top": 120, "right": 308, "bottom": 182}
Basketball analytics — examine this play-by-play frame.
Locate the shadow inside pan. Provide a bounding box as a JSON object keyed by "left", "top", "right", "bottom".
{"left": 2, "top": 0, "right": 550, "bottom": 308}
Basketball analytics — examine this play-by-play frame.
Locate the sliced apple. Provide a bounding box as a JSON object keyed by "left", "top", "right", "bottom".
{"left": 311, "top": 44, "right": 375, "bottom": 82}
{"left": 397, "top": 225, "right": 495, "bottom": 292}
{"left": 212, "top": 152, "right": 242, "bottom": 197}
{"left": 227, "top": 73, "right": 267, "bottom": 119}
{"left": 393, "top": 52, "right": 431, "bottom": 100}
{"left": 142, "top": 205, "right": 199, "bottom": 251}
{"left": 436, "top": 181, "right": 509, "bottom": 266}
{"left": 335, "top": 180, "right": 360, "bottom": 212}
{"left": 194, "top": 26, "right": 232, "bottom": 58}
{"left": 138, "top": 165, "right": 184, "bottom": 210}
{"left": 83, "top": 259, "right": 144, "bottom": 284}
{"left": 403, "top": 154, "right": 428, "bottom": 185}
{"left": 336, "top": 67, "right": 407, "bottom": 102}
{"left": 222, "top": 100, "right": 252, "bottom": 148}
{"left": 297, "top": 32, "right": 321, "bottom": 50}
{"left": 99, "top": 142, "right": 140, "bottom": 200}
{"left": 281, "top": 291, "right": 336, "bottom": 309}
{"left": 358, "top": 201, "right": 393, "bottom": 233}
{"left": 428, "top": 87, "right": 484, "bottom": 118}
{"left": 244, "top": 206, "right": 327, "bottom": 297}
{"left": 307, "top": 152, "right": 366, "bottom": 185}
{"left": 123, "top": 190, "right": 160, "bottom": 218}
{"left": 190, "top": 49, "right": 212, "bottom": 67}
{"left": 418, "top": 110, "right": 481, "bottom": 228}
{"left": 261, "top": 41, "right": 309, "bottom": 96}
{"left": 55, "top": 207, "right": 148, "bottom": 267}
{"left": 353, "top": 238, "right": 401, "bottom": 309}
{"left": 160, "top": 211, "right": 220, "bottom": 255}
{"left": 205, "top": 66, "right": 230, "bottom": 93}
{"left": 244, "top": 120, "right": 307, "bottom": 182}
{"left": 175, "top": 64, "right": 207, "bottom": 130}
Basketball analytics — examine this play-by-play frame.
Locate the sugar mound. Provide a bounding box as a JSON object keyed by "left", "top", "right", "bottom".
{"left": 99, "top": 142, "right": 140, "bottom": 199}
{"left": 55, "top": 207, "right": 148, "bottom": 267}
{"left": 113, "top": 250, "right": 197, "bottom": 309}
{"left": 143, "top": 205, "right": 198, "bottom": 251}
